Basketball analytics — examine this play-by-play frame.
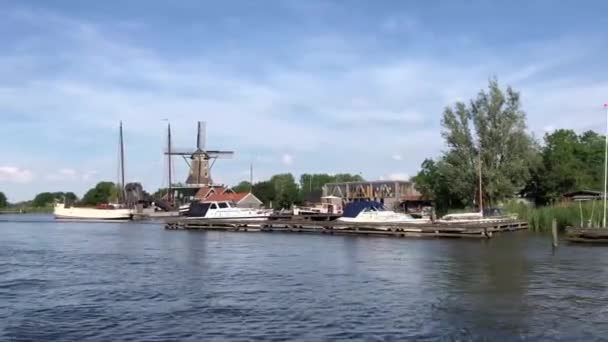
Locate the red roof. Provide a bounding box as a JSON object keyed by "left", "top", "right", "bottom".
{"left": 205, "top": 192, "right": 249, "bottom": 203}
{"left": 194, "top": 186, "right": 233, "bottom": 200}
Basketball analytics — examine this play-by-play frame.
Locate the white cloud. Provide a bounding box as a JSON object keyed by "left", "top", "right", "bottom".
{"left": 45, "top": 168, "right": 99, "bottom": 182}
{"left": 0, "top": 6, "right": 606, "bottom": 201}
{"left": 281, "top": 153, "right": 294, "bottom": 166}
{"left": 0, "top": 166, "right": 34, "bottom": 183}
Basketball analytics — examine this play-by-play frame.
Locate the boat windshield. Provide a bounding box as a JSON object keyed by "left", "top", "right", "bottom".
{"left": 218, "top": 202, "right": 229, "bottom": 209}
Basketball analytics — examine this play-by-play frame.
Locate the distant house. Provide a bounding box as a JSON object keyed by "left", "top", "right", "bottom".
{"left": 194, "top": 185, "right": 234, "bottom": 201}
{"left": 562, "top": 190, "right": 604, "bottom": 201}
{"left": 204, "top": 192, "right": 263, "bottom": 209}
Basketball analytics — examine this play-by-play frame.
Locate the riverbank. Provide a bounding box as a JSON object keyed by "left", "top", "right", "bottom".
{"left": 506, "top": 201, "right": 603, "bottom": 231}
{"left": 0, "top": 206, "right": 53, "bottom": 214}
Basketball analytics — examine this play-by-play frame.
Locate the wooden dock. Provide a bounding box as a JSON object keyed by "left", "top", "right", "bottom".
{"left": 164, "top": 217, "right": 528, "bottom": 239}
{"left": 565, "top": 227, "right": 608, "bottom": 244}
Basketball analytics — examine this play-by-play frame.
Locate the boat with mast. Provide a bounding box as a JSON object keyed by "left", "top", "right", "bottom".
{"left": 53, "top": 122, "right": 133, "bottom": 220}
{"left": 438, "top": 151, "right": 516, "bottom": 224}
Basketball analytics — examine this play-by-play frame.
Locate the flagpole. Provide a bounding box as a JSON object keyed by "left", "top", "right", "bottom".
{"left": 603, "top": 104, "right": 608, "bottom": 228}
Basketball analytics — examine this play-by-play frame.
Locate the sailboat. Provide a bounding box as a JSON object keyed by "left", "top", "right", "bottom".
{"left": 54, "top": 122, "right": 134, "bottom": 220}
{"left": 437, "top": 152, "right": 516, "bottom": 224}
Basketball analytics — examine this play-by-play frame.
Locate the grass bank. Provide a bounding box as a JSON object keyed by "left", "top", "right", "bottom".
{"left": 505, "top": 200, "right": 604, "bottom": 231}
{"left": 1, "top": 205, "right": 54, "bottom": 214}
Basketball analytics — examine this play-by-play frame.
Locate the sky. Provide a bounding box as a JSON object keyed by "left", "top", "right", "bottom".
{"left": 1, "top": 0, "right": 608, "bottom": 202}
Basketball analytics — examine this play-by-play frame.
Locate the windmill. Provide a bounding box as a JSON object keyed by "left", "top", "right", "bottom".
{"left": 165, "top": 121, "right": 234, "bottom": 187}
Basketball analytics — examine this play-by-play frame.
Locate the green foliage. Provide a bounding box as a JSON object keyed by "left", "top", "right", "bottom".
{"left": 415, "top": 79, "right": 537, "bottom": 208}
{"left": 32, "top": 192, "right": 78, "bottom": 207}
{"left": 270, "top": 173, "right": 301, "bottom": 209}
{"left": 0, "top": 191, "right": 7, "bottom": 208}
{"left": 252, "top": 181, "right": 276, "bottom": 207}
{"left": 412, "top": 159, "right": 461, "bottom": 213}
{"left": 524, "top": 129, "right": 605, "bottom": 204}
{"left": 232, "top": 181, "right": 252, "bottom": 193}
{"left": 82, "top": 182, "right": 120, "bottom": 205}
{"left": 505, "top": 200, "right": 604, "bottom": 231}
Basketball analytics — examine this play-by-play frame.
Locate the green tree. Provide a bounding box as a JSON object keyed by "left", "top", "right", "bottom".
{"left": 32, "top": 192, "right": 78, "bottom": 207}
{"left": 524, "top": 129, "right": 605, "bottom": 204}
{"left": 0, "top": 191, "right": 7, "bottom": 208}
{"left": 416, "top": 79, "right": 536, "bottom": 207}
{"left": 32, "top": 192, "right": 56, "bottom": 207}
{"left": 412, "top": 159, "right": 462, "bottom": 213}
{"left": 270, "top": 173, "right": 301, "bottom": 208}
{"left": 232, "top": 181, "right": 252, "bottom": 193}
{"left": 82, "top": 182, "right": 120, "bottom": 205}
{"left": 252, "top": 181, "right": 276, "bottom": 207}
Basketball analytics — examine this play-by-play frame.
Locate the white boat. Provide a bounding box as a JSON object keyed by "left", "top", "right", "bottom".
{"left": 54, "top": 122, "right": 134, "bottom": 221}
{"left": 338, "top": 204, "right": 430, "bottom": 225}
{"left": 293, "top": 196, "right": 343, "bottom": 216}
{"left": 437, "top": 210, "right": 517, "bottom": 224}
{"left": 54, "top": 203, "right": 133, "bottom": 220}
{"left": 185, "top": 200, "right": 272, "bottom": 221}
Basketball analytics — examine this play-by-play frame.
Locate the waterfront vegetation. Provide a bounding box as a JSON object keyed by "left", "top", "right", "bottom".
{"left": 413, "top": 79, "right": 607, "bottom": 230}
{"left": 1, "top": 80, "right": 605, "bottom": 229}
{"left": 505, "top": 200, "right": 606, "bottom": 231}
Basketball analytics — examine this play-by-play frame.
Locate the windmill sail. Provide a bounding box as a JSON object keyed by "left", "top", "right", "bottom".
{"left": 164, "top": 121, "right": 234, "bottom": 187}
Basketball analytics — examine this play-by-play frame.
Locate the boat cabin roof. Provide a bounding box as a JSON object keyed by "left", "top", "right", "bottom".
{"left": 200, "top": 200, "right": 236, "bottom": 208}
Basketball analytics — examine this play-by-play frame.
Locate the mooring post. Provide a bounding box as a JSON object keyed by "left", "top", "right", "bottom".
{"left": 551, "top": 219, "right": 558, "bottom": 248}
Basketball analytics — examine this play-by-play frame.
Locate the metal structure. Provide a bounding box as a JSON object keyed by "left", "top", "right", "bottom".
{"left": 322, "top": 180, "right": 422, "bottom": 209}
{"left": 164, "top": 121, "right": 234, "bottom": 187}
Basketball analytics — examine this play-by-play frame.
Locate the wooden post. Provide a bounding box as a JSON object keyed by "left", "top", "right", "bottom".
{"left": 551, "top": 219, "right": 558, "bottom": 248}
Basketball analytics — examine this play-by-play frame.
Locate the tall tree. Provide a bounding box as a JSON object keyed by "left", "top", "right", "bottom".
{"left": 0, "top": 191, "right": 7, "bottom": 208}
{"left": 416, "top": 79, "right": 536, "bottom": 207}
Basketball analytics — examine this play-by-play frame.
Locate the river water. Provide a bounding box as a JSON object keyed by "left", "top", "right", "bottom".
{"left": 2, "top": 214, "right": 608, "bottom": 341}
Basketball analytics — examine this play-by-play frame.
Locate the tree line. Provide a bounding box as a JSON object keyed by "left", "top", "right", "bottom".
{"left": 231, "top": 173, "right": 364, "bottom": 208}
{"left": 0, "top": 183, "right": 118, "bottom": 209}
{"left": 413, "top": 79, "right": 605, "bottom": 212}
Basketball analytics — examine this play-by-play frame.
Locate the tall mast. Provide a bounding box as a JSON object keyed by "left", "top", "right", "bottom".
{"left": 167, "top": 122, "right": 173, "bottom": 203}
{"left": 478, "top": 151, "right": 483, "bottom": 215}
{"left": 603, "top": 104, "right": 608, "bottom": 227}
{"left": 119, "top": 121, "right": 126, "bottom": 204}
{"left": 196, "top": 121, "right": 202, "bottom": 185}
{"left": 249, "top": 163, "right": 253, "bottom": 193}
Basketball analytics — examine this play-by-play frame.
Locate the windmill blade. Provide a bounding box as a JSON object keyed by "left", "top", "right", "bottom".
{"left": 164, "top": 148, "right": 197, "bottom": 155}
{"left": 196, "top": 121, "right": 206, "bottom": 151}
{"left": 206, "top": 151, "right": 234, "bottom": 159}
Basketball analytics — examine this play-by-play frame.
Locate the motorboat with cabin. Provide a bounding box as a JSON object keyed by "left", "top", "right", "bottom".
{"left": 185, "top": 200, "right": 272, "bottom": 221}
{"left": 293, "top": 196, "right": 343, "bottom": 216}
{"left": 337, "top": 201, "right": 431, "bottom": 226}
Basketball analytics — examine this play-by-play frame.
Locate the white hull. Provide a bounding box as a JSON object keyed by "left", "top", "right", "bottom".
{"left": 186, "top": 200, "right": 272, "bottom": 221}
{"left": 338, "top": 211, "right": 431, "bottom": 225}
{"left": 54, "top": 204, "right": 133, "bottom": 220}
{"left": 438, "top": 212, "right": 517, "bottom": 224}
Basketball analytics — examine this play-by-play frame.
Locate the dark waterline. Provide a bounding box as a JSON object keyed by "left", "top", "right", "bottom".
{"left": 2, "top": 214, "right": 608, "bottom": 341}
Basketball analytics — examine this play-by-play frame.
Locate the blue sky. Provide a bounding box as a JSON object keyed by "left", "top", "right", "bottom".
{"left": 1, "top": 0, "right": 608, "bottom": 202}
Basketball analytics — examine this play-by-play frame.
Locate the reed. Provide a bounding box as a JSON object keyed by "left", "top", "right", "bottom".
{"left": 504, "top": 200, "right": 605, "bottom": 231}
